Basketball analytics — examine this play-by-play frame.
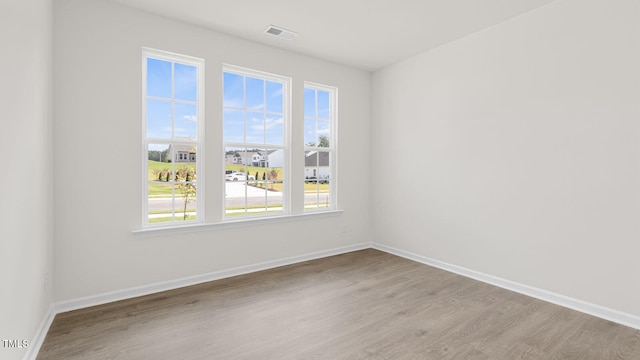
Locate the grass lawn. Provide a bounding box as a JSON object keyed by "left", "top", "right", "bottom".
{"left": 148, "top": 161, "right": 329, "bottom": 196}
{"left": 303, "top": 183, "right": 330, "bottom": 192}
{"left": 226, "top": 164, "right": 283, "bottom": 181}
{"left": 249, "top": 182, "right": 329, "bottom": 192}
{"left": 148, "top": 160, "right": 196, "bottom": 196}
{"left": 149, "top": 214, "right": 196, "bottom": 223}
{"left": 148, "top": 160, "right": 195, "bottom": 174}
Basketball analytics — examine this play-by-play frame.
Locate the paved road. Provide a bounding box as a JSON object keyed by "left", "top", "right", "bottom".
{"left": 148, "top": 182, "right": 328, "bottom": 212}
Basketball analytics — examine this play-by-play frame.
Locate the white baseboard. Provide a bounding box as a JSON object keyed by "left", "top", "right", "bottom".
{"left": 26, "top": 241, "right": 640, "bottom": 360}
{"left": 55, "top": 242, "right": 371, "bottom": 314}
{"left": 371, "top": 242, "right": 640, "bottom": 331}
{"left": 27, "top": 242, "right": 370, "bottom": 359}
{"left": 23, "top": 304, "right": 56, "bottom": 360}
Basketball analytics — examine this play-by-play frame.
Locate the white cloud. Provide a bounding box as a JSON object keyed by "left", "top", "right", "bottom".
{"left": 270, "top": 87, "right": 283, "bottom": 98}
{"left": 249, "top": 116, "right": 283, "bottom": 131}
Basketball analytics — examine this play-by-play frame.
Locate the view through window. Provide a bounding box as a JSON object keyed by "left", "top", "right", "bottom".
{"left": 142, "top": 52, "right": 338, "bottom": 228}
{"left": 223, "top": 67, "right": 289, "bottom": 217}
{"left": 304, "top": 84, "right": 336, "bottom": 211}
{"left": 143, "top": 49, "right": 203, "bottom": 226}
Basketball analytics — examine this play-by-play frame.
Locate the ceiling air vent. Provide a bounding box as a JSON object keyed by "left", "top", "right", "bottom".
{"left": 264, "top": 25, "right": 298, "bottom": 40}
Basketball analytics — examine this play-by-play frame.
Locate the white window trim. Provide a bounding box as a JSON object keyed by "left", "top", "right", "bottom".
{"left": 133, "top": 60, "right": 345, "bottom": 236}
{"left": 222, "top": 64, "right": 292, "bottom": 220}
{"left": 132, "top": 209, "right": 343, "bottom": 236}
{"left": 141, "top": 48, "right": 205, "bottom": 228}
{"left": 304, "top": 81, "right": 338, "bottom": 212}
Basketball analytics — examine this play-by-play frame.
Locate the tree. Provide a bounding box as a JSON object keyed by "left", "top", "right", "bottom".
{"left": 175, "top": 166, "right": 196, "bottom": 220}
{"left": 268, "top": 169, "right": 279, "bottom": 190}
{"left": 318, "top": 135, "right": 329, "bottom": 148}
{"left": 148, "top": 148, "right": 169, "bottom": 162}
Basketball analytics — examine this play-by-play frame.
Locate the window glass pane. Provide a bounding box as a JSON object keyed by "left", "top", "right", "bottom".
{"left": 304, "top": 151, "right": 331, "bottom": 209}
{"left": 264, "top": 150, "right": 284, "bottom": 178}
{"left": 174, "top": 63, "right": 197, "bottom": 102}
{"left": 317, "top": 120, "right": 330, "bottom": 147}
{"left": 317, "top": 90, "right": 330, "bottom": 119}
{"left": 223, "top": 72, "right": 244, "bottom": 108}
{"left": 265, "top": 114, "right": 284, "bottom": 145}
{"left": 304, "top": 88, "right": 316, "bottom": 118}
{"left": 147, "top": 143, "right": 171, "bottom": 165}
{"left": 304, "top": 151, "right": 318, "bottom": 181}
{"left": 146, "top": 99, "right": 172, "bottom": 139}
{"left": 223, "top": 108, "right": 244, "bottom": 143}
{"left": 225, "top": 146, "right": 247, "bottom": 173}
{"left": 224, "top": 67, "right": 289, "bottom": 219}
{"left": 148, "top": 183, "right": 174, "bottom": 224}
{"left": 246, "top": 77, "right": 265, "bottom": 110}
{"left": 146, "top": 58, "right": 172, "bottom": 98}
{"left": 174, "top": 102, "right": 197, "bottom": 139}
{"left": 144, "top": 51, "right": 202, "bottom": 227}
{"left": 304, "top": 119, "right": 317, "bottom": 147}
{"left": 266, "top": 81, "right": 283, "bottom": 113}
{"left": 263, "top": 159, "right": 284, "bottom": 215}
{"left": 246, "top": 111, "right": 265, "bottom": 144}
{"left": 174, "top": 159, "right": 197, "bottom": 221}
{"left": 172, "top": 145, "right": 197, "bottom": 168}
{"left": 147, "top": 144, "right": 174, "bottom": 223}
{"left": 225, "top": 146, "right": 248, "bottom": 215}
{"left": 224, "top": 148, "right": 286, "bottom": 217}
{"left": 225, "top": 179, "right": 245, "bottom": 215}
{"left": 147, "top": 142, "right": 175, "bottom": 223}
{"left": 174, "top": 193, "right": 196, "bottom": 222}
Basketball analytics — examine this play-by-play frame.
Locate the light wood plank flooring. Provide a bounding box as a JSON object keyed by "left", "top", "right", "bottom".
{"left": 37, "top": 249, "right": 640, "bottom": 359}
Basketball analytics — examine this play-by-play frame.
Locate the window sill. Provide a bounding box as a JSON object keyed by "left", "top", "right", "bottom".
{"left": 132, "top": 210, "right": 344, "bottom": 237}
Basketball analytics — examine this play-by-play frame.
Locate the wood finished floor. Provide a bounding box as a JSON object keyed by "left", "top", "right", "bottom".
{"left": 37, "top": 249, "right": 640, "bottom": 360}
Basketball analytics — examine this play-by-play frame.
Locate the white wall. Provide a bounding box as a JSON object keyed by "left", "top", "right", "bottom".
{"left": 372, "top": 0, "right": 640, "bottom": 317}
{"left": 0, "top": 0, "right": 54, "bottom": 358}
{"left": 53, "top": 0, "right": 371, "bottom": 302}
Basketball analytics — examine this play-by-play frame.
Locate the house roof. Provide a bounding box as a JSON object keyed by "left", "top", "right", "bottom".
{"left": 169, "top": 144, "right": 196, "bottom": 153}
{"left": 305, "top": 151, "right": 329, "bottom": 167}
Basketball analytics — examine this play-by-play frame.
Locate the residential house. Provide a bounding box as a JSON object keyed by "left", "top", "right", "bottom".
{"left": 168, "top": 144, "right": 196, "bottom": 163}
{"left": 304, "top": 151, "right": 330, "bottom": 179}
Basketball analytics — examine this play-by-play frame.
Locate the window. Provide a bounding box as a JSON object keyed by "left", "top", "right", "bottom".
{"left": 304, "top": 83, "right": 337, "bottom": 211}
{"left": 137, "top": 56, "right": 339, "bottom": 233}
{"left": 223, "top": 65, "right": 290, "bottom": 218}
{"left": 142, "top": 48, "right": 204, "bottom": 226}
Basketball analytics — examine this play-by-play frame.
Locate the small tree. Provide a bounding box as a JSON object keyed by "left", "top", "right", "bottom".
{"left": 318, "top": 135, "right": 330, "bottom": 148}
{"left": 176, "top": 167, "right": 196, "bottom": 220}
{"left": 268, "top": 169, "right": 279, "bottom": 189}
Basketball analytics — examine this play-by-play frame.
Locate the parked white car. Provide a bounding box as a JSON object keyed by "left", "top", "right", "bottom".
{"left": 225, "top": 172, "right": 255, "bottom": 181}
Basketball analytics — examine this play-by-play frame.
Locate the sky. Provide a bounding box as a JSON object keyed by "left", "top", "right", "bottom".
{"left": 145, "top": 58, "right": 332, "bottom": 152}
{"left": 146, "top": 58, "right": 198, "bottom": 141}
{"left": 144, "top": 57, "right": 334, "bottom": 216}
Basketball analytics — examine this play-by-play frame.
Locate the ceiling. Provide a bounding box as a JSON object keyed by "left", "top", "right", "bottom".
{"left": 110, "top": 0, "right": 557, "bottom": 71}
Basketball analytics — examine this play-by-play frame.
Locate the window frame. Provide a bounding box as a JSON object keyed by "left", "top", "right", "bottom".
{"left": 133, "top": 59, "right": 345, "bottom": 236}
{"left": 141, "top": 48, "right": 205, "bottom": 228}
{"left": 303, "top": 82, "right": 338, "bottom": 212}
{"left": 222, "top": 64, "right": 292, "bottom": 220}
